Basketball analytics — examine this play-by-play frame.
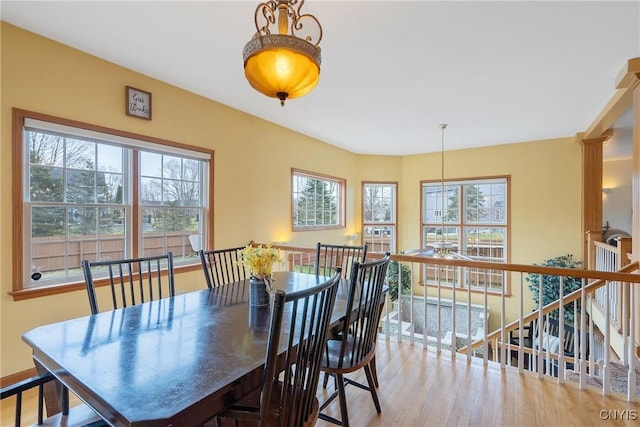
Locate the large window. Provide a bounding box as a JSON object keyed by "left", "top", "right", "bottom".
{"left": 292, "top": 169, "right": 344, "bottom": 230}
{"left": 362, "top": 182, "right": 397, "bottom": 253}
{"left": 421, "top": 177, "right": 509, "bottom": 293}
{"left": 14, "top": 110, "right": 212, "bottom": 292}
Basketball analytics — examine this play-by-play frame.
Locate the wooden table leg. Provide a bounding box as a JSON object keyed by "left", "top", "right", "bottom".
{"left": 34, "top": 359, "right": 67, "bottom": 417}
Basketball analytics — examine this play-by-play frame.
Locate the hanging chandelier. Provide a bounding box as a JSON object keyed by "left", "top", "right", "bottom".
{"left": 405, "top": 123, "right": 471, "bottom": 261}
{"left": 434, "top": 123, "right": 455, "bottom": 258}
{"left": 242, "top": 0, "right": 322, "bottom": 106}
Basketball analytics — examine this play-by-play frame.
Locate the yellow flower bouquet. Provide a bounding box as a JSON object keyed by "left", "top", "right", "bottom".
{"left": 238, "top": 244, "right": 282, "bottom": 281}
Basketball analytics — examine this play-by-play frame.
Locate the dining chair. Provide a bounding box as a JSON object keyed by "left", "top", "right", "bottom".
{"left": 1, "top": 371, "right": 106, "bottom": 426}
{"left": 214, "top": 268, "right": 342, "bottom": 427}
{"left": 316, "top": 242, "right": 368, "bottom": 386}
{"left": 81, "top": 252, "right": 175, "bottom": 314}
{"left": 4, "top": 258, "right": 150, "bottom": 426}
{"left": 0, "top": 372, "right": 66, "bottom": 426}
{"left": 198, "top": 246, "right": 247, "bottom": 288}
{"left": 315, "top": 242, "right": 367, "bottom": 279}
{"left": 318, "top": 253, "right": 391, "bottom": 427}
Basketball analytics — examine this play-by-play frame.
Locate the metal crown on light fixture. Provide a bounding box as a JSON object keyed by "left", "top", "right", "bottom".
{"left": 242, "top": 0, "right": 322, "bottom": 107}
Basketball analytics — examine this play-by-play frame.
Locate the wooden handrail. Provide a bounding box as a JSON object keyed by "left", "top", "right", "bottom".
{"left": 265, "top": 242, "right": 640, "bottom": 284}
{"left": 263, "top": 242, "right": 640, "bottom": 355}
{"left": 462, "top": 261, "right": 639, "bottom": 351}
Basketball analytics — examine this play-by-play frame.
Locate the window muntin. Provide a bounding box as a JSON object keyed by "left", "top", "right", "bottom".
{"left": 19, "top": 114, "right": 210, "bottom": 290}
{"left": 421, "top": 177, "right": 509, "bottom": 293}
{"left": 363, "top": 182, "right": 397, "bottom": 253}
{"left": 292, "top": 169, "right": 344, "bottom": 230}
{"left": 140, "top": 152, "right": 204, "bottom": 257}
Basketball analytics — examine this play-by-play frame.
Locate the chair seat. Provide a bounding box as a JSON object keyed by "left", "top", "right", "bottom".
{"left": 36, "top": 405, "right": 105, "bottom": 426}
{"left": 218, "top": 382, "right": 319, "bottom": 427}
{"left": 322, "top": 336, "right": 376, "bottom": 374}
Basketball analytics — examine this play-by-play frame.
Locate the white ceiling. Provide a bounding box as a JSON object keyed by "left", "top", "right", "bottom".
{"left": 1, "top": 0, "right": 639, "bottom": 156}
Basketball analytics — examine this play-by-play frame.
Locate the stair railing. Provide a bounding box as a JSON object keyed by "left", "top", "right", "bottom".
{"left": 257, "top": 242, "right": 640, "bottom": 401}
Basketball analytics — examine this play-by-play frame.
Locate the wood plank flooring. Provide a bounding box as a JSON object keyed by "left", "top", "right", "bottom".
{"left": 2, "top": 339, "right": 638, "bottom": 426}
{"left": 314, "top": 339, "right": 639, "bottom": 427}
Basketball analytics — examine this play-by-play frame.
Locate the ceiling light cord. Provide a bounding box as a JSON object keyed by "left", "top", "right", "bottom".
{"left": 439, "top": 124, "right": 447, "bottom": 252}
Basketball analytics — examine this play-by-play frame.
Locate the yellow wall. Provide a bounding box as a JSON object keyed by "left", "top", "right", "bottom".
{"left": 1, "top": 23, "right": 582, "bottom": 376}
{"left": 401, "top": 140, "right": 583, "bottom": 330}
{"left": 0, "top": 23, "right": 379, "bottom": 375}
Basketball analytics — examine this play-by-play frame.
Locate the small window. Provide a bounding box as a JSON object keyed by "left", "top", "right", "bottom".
{"left": 363, "top": 182, "right": 397, "bottom": 253}
{"left": 292, "top": 169, "right": 344, "bottom": 230}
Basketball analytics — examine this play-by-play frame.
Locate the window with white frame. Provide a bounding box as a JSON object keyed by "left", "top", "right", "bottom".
{"left": 421, "top": 177, "right": 509, "bottom": 293}
{"left": 17, "top": 112, "right": 211, "bottom": 290}
{"left": 362, "top": 182, "right": 397, "bottom": 253}
{"left": 292, "top": 169, "right": 344, "bottom": 230}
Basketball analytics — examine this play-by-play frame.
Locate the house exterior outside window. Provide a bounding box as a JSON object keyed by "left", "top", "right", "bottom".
{"left": 362, "top": 182, "right": 397, "bottom": 253}
{"left": 421, "top": 176, "right": 509, "bottom": 293}
{"left": 15, "top": 111, "right": 211, "bottom": 291}
{"left": 292, "top": 168, "right": 345, "bottom": 230}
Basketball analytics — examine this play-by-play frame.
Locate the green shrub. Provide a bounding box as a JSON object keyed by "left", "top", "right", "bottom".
{"left": 525, "top": 254, "right": 582, "bottom": 322}
{"left": 387, "top": 260, "right": 412, "bottom": 301}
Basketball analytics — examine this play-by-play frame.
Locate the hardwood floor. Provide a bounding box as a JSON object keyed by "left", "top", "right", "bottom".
{"left": 3, "top": 339, "right": 638, "bottom": 426}
{"left": 315, "top": 339, "right": 639, "bottom": 427}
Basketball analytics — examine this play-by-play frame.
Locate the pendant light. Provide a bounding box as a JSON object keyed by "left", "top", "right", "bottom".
{"left": 242, "top": 0, "right": 322, "bottom": 106}
{"left": 433, "top": 123, "right": 454, "bottom": 258}
{"left": 406, "top": 123, "right": 470, "bottom": 260}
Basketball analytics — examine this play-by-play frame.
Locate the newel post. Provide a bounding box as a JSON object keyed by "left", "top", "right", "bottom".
{"left": 580, "top": 135, "right": 609, "bottom": 264}
{"left": 585, "top": 230, "right": 601, "bottom": 270}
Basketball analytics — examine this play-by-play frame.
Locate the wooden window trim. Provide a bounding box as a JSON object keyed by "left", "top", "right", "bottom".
{"left": 291, "top": 168, "right": 346, "bottom": 232}
{"left": 10, "top": 108, "right": 214, "bottom": 299}
{"left": 419, "top": 175, "right": 511, "bottom": 295}
{"left": 362, "top": 181, "right": 398, "bottom": 252}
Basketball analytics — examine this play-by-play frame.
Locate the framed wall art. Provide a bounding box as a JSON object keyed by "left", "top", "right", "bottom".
{"left": 126, "top": 86, "right": 152, "bottom": 120}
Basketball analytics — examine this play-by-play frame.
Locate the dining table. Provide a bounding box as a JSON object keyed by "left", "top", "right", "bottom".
{"left": 22, "top": 271, "right": 354, "bottom": 427}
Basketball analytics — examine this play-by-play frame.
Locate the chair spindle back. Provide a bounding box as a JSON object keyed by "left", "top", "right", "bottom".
{"left": 81, "top": 252, "right": 175, "bottom": 314}
{"left": 315, "top": 242, "right": 367, "bottom": 279}
{"left": 198, "top": 247, "right": 247, "bottom": 288}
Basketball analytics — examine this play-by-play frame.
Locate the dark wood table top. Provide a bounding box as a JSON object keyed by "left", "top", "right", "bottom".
{"left": 22, "top": 271, "right": 348, "bottom": 427}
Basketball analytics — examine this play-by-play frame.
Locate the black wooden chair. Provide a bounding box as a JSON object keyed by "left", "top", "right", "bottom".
{"left": 1, "top": 371, "right": 105, "bottom": 426}
{"left": 3, "top": 250, "right": 167, "bottom": 427}
{"left": 538, "top": 317, "right": 588, "bottom": 376}
{"left": 315, "top": 242, "right": 367, "bottom": 279}
{"left": 509, "top": 315, "right": 537, "bottom": 369}
{"left": 319, "top": 253, "right": 391, "bottom": 427}
{"left": 0, "top": 372, "right": 66, "bottom": 426}
{"left": 214, "top": 268, "right": 342, "bottom": 427}
{"left": 198, "top": 246, "right": 247, "bottom": 288}
{"left": 316, "top": 243, "right": 369, "bottom": 386}
{"left": 81, "top": 252, "right": 175, "bottom": 314}
{"left": 509, "top": 315, "right": 587, "bottom": 375}
{"left": 4, "top": 253, "right": 175, "bottom": 426}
